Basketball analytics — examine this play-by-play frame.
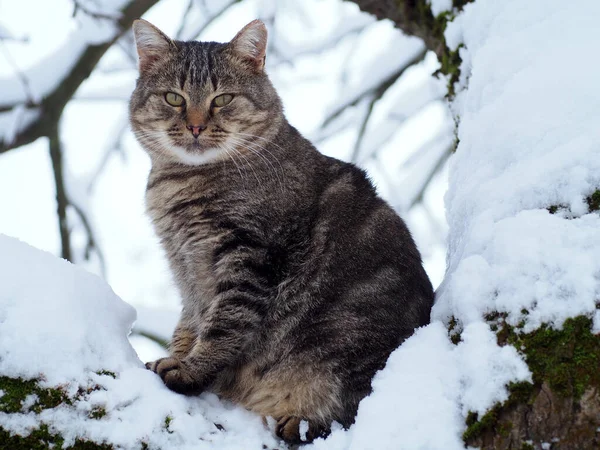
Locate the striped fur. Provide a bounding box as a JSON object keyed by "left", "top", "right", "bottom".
{"left": 130, "top": 20, "right": 434, "bottom": 444}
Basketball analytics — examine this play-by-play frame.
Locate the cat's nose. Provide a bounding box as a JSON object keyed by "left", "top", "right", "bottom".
{"left": 186, "top": 124, "right": 207, "bottom": 138}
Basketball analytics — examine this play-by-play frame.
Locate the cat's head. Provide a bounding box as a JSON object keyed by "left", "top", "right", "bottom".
{"left": 129, "top": 19, "right": 283, "bottom": 166}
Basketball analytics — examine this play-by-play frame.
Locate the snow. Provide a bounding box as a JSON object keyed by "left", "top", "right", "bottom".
{"left": 428, "top": 0, "right": 452, "bottom": 16}
{"left": 437, "top": 0, "right": 600, "bottom": 330}
{"left": 0, "top": 234, "right": 278, "bottom": 448}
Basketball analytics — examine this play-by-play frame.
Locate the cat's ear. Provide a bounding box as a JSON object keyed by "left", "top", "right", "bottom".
{"left": 132, "top": 19, "right": 175, "bottom": 72}
{"left": 228, "top": 20, "right": 267, "bottom": 73}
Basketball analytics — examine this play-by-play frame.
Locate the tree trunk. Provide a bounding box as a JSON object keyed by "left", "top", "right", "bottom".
{"left": 346, "top": 1, "right": 600, "bottom": 448}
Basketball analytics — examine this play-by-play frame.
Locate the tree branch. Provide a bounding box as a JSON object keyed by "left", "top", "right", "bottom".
{"left": 48, "top": 126, "right": 72, "bottom": 262}
{"left": 322, "top": 48, "right": 427, "bottom": 128}
{"left": 0, "top": 0, "right": 160, "bottom": 154}
{"left": 345, "top": 0, "right": 470, "bottom": 58}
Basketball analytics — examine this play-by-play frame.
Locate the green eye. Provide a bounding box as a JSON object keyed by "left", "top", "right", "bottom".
{"left": 213, "top": 94, "right": 233, "bottom": 108}
{"left": 165, "top": 92, "right": 184, "bottom": 106}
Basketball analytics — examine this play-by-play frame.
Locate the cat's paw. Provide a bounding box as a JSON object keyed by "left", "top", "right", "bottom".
{"left": 275, "top": 416, "right": 328, "bottom": 444}
{"left": 145, "top": 357, "right": 199, "bottom": 395}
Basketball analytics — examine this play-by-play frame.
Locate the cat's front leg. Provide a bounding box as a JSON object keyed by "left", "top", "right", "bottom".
{"left": 145, "top": 318, "right": 198, "bottom": 383}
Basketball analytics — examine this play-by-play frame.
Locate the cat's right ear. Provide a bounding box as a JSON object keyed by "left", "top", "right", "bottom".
{"left": 132, "top": 19, "right": 175, "bottom": 72}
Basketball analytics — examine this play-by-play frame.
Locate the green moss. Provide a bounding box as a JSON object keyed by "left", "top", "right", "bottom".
{"left": 462, "top": 406, "right": 502, "bottom": 442}
{"left": 89, "top": 407, "right": 107, "bottom": 420}
{"left": 464, "top": 315, "right": 600, "bottom": 445}
{"left": 587, "top": 190, "right": 600, "bottom": 212}
{"left": 448, "top": 316, "right": 462, "bottom": 344}
{"left": 0, "top": 376, "right": 117, "bottom": 448}
{"left": 95, "top": 370, "right": 116, "bottom": 378}
{"left": 506, "top": 316, "right": 600, "bottom": 398}
{"left": 164, "top": 415, "right": 173, "bottom": 434}
{"left": 0, "top": 425, "right": 113, "bottom": 450}
{"left": 0, "top": 376, "right": 70, "bottom": 414}
{"left": 521, "top": 443, "right": 535, "bottom": 450}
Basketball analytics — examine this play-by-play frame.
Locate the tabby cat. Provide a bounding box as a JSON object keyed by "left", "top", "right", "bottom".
{"left": 130, "top": 19, "right": 434, "bottom": 444}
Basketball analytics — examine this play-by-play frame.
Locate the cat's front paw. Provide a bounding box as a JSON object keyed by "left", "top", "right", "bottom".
{"left": 145, "top": 357, "right": 199, "bottom": 395}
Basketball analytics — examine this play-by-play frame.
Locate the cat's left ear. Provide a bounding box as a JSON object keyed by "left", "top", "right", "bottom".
{"left": 228, "top": 20, "right": 267, "bottom": 73}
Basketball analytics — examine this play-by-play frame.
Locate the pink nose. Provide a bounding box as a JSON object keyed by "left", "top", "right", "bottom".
{"left": 186, "top": 124, "right": 207, "bottom": 138}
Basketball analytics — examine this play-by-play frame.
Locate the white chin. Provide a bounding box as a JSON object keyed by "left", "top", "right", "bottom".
{"left": 169, "top": 145, "right": 224, "bottom": 166}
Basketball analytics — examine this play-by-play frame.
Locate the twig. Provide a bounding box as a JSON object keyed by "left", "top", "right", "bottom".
{"left": 133, "top": 330, "right": 170, "bottom": 349}
{"left": 70, "top": 202, "right": 106, "bottom": 275}
{"left": 175, "top": 0, "right": 195, "bottom": 40}
{"left": 0, "top": 43, "right": 34, "bottom": 104}
{"left": 350, "top": 96, "right": 375, "bottom": 163}
{"left": 185, "top": 0, "right": 242, "bottom": 41}
{"left": 72, "top": 0, "right": 120, "bottom": 20}
{"left": 406, "top": 141, "right": 453, "bottom": 209}
{"left": 86, "top": 115, "right": 128, "bottom": 194}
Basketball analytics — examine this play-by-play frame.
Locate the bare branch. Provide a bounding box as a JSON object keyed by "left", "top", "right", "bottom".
{"left": 322, "top": 48, "right": 427, "bottom": 128}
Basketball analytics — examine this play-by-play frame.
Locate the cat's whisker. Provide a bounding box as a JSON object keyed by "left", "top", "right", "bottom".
{"left": 226, "top": 135, "right": 275, "bottom": 183}
{"left": 227, "top": 135, "right": 285, "bottom": 191}
{"left": 230, "top": 133, "right": 286, "bottom": 190}
{"left": 217, "top": 141, "right": 247, "bottom": 187}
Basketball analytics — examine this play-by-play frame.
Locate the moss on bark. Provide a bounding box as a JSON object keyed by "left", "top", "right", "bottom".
{"left": 0, "top": 376, "right": 113, "bottom": 449}
{"left": 463, "top": 316, "right": 600, "bottom": 449}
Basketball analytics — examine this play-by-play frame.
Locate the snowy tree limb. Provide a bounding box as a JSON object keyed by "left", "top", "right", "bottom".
{"left": 345, "top": 0, "right": 470, "bottom": 58}
{"left": 0, "top": 0, "right": 159, "bottom": 154}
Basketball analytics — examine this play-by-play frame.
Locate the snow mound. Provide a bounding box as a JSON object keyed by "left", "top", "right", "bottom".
{"left": 436, "top": 0, "right": 600, "bottom": 330}
{"left": 0, "top": 234, "right": 278, "bottom": 449}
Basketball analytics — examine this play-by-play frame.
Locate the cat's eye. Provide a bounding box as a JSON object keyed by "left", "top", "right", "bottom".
{"left": 213, "top": 94, "right": 233, "bottom": 108}
{"left": 165, "top": 92, "right": 185, "bottom": 107}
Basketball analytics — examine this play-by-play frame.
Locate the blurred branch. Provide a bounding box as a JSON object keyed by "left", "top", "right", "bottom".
{"left": 406, "top": 140, "right": 452, "bottom": 209}
{"left": 0, "top": 0, "right": 160, "bottom": 154}
{"left": 345, "top": 0, "right": 452, "bottom": 58}
{"left": 133, "top": 330, "right": 170, "bottom": 349}
{"left": 175, "top": 0, "right": 195, "bottom": 39}
{"left": 0, "top": 43, "right": 34, "bottom": 103}
{"left": 351, "top": 94, "right": 377, "bottom": 162}
{"left": 71, "top": 202, "right": 106, "bottom": 274}
{"left": 322, "top": 48, "right": 426, "bottom": 128}
{"left": 184, "top": 0, "right": 242, "bottom": 41}
{"left": 72, "top": 0, "right": 120, "bottom": 20}
{"left": 49, "top": 126, "right": 72, "bottom": 262}
{"left": 48, "top": 125, "right": 106, "bottom": 269}
{"left": 86, "top": 115, "right": 128, "bottom": 194}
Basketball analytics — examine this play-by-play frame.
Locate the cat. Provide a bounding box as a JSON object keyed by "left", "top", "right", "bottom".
{"left": 130, "top": 18, "right": 434, "bottom": 444}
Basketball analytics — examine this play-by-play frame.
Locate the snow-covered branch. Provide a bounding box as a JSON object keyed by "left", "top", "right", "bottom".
{"left": 0, "top": 0, "right": 159, "bottom": 154}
